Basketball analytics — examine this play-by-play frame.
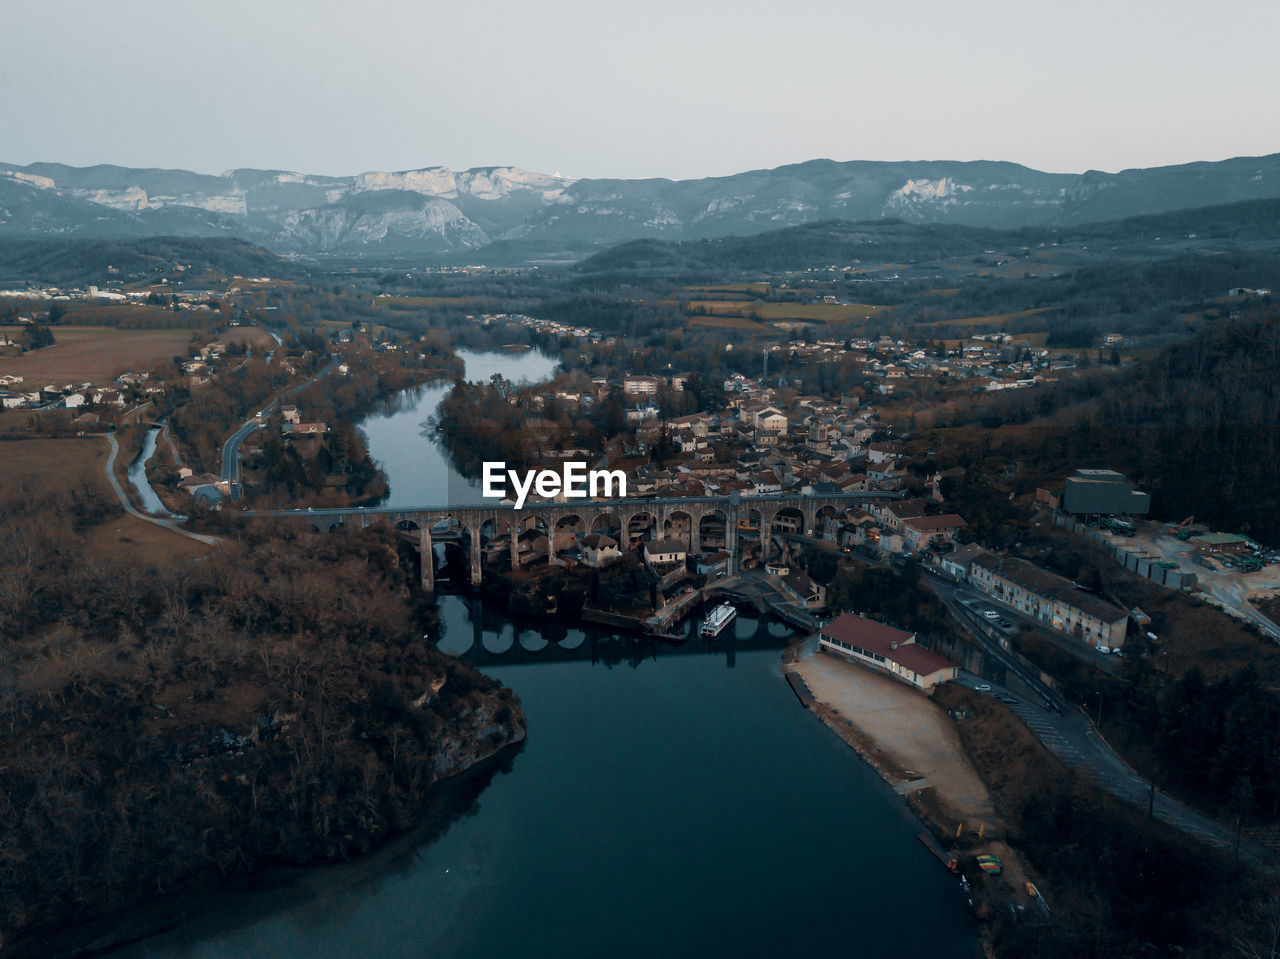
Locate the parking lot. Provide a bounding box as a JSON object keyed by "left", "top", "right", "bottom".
{"left": 1100, "top": 522, "right": 1280, "bottom": 639}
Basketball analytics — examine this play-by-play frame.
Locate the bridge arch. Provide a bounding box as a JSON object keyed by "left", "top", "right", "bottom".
{"left": 662, "top": 509, "right": 694, "bottom": 551}
{"left": 590, "top": 511, "right": 622, "bottom": 541}
{"left": 627, "top": 510, "right": 657, "bottom": 550}
{"left": 771, "top": 507, "right": 805, "bottom": 537}
{"left": 699, "top": 509, "right": 728, "bottom": 551}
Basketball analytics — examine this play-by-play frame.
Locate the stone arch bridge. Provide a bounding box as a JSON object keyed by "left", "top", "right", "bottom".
{"left": 269, "top": 490, "right": 903, "bottom": 591}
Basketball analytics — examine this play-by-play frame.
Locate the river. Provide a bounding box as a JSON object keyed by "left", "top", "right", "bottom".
{"left": 358, "top": 348, "right": 559, "bottom": 508}
{"left": 126, "top": 425, "right": 175, "bottom": 517}
{"left": 99, "top": 349, "right": 977, "bottom": 958}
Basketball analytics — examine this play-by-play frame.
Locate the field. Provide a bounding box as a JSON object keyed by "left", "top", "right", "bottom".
{"left": 2, "top": 437, "right": 212, "bottom": 562}
{"left": 687, "top": 315, "right": 772, "bottom": 333}
{"left": 754, "top": 302, "right": 888, "bottom": 323}
{"left": 924, "top": 307, "right": 1058, "bottom": 329}
{"left": 222, "top": 326, "right": 277, "bottom": 349}
{"left": 685, "top": 300, "right": 890, "bottom": 325}
{"left": 683, "top": 283, "right": 770, "bottom": 294}
{"left": 687, "top": 299, "right": 755, "bottom": 315}
{"left": 0, "top": 326, "right": 196, "bottom": 383}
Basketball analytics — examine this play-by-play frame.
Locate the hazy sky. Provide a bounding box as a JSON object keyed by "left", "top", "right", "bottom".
{"left": 3, "top": 0, "right": 1278, "bottom": 180}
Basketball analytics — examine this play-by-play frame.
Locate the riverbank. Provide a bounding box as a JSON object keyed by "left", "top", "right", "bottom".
{"left": 783, "top": 640, "right": 1033, "bottom": 950}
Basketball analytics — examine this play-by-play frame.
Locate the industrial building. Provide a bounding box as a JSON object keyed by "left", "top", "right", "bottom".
{"left": 1061, "top": 469, "right": 1150, "bottom": 518}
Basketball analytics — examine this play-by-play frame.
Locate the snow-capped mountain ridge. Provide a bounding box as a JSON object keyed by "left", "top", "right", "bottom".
{"left": 3, "top": 155, "right": 1280, "bottom": 260}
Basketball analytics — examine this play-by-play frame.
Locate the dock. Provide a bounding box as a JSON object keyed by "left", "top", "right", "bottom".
{"left": 916, "top": 832, "right": 957, "bottom": 871}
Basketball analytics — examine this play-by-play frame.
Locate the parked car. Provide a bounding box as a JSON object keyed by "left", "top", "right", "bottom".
{"left": 1095, "top": 645, "right": 1112, "bottom": 655}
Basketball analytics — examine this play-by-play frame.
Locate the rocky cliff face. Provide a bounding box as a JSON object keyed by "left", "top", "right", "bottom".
{"left": 3, "top": 154, "right": 1280, "bottom": 261}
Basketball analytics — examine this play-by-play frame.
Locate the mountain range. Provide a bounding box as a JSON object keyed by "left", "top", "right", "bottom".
{"left": 3, "top": 154, "right": 1280, "bottom": 263}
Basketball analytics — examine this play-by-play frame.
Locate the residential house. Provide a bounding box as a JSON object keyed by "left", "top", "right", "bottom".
{"left": 900, "top": 514, "right": 968, "bottom": 552}
{"left": 754, "top": 406, "right": 788, "bottom": 436}
{"left": 939, "top": 542, "right": 989, "bottom": 580}
{"left": 780, "top": 569, "right": 826, "bottom": 610}
{"left": 581, "top": 533, "right": 620, "bottom": 567}
{"left": 643, "top": 538, "right": 687, "bottom": 568}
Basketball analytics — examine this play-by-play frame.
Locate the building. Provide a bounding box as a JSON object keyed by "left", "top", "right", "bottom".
{"left": 1189, "top": 532, "right": 1257, "bottom": 555}
{"left": 939, "top": 543, "right": 989, "bottom": 580}
{"left": 818, "top": 614, "right": 958, "bottom": 690}
{"left": 780, "top": 569, "right": 826, "bottom": 610}
{"left": 753, "top": 406, "right": 788, "bottom": 435}
{"left": 642, "top": 538, "right": 687, "bottom": 567}
{"left": 1062, "top": 469, "right": 1150, "bottom": 517}
{"left": 695, "top": 550, "right": 731, "bottom": 579}
{"left": 968, "top": 553, "right": 1128, "bottom": 648}
{"left": 581, "top": 533, "right": 620, "bottom": 567}
{"left": 900, "top": 514, "right": 967, "bottom": 551}
{"left": 623, "top": 373, "right": 661, "bottom": 396}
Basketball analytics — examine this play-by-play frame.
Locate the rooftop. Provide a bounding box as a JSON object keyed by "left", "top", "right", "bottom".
{"left": 821, "top": 614, "right": 956, "bottom": 676}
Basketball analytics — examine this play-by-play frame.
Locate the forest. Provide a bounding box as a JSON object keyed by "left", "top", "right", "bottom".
{"left": 0, "top": 478, "right": 525, "bottom": 949}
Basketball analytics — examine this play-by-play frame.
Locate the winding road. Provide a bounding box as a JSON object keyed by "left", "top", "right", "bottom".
{"left": 103, "top": 433, "right": 218, "bottom": 546}
{"left": 220, "top": 359, "right": 339, "bottom": 498}
{"left": 927, "top": 573, "right": 1271, "bottom": 863}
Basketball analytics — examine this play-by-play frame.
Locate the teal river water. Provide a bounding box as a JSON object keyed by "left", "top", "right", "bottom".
{"left": 101, "top": 351, "right": 976, "bottom": 958}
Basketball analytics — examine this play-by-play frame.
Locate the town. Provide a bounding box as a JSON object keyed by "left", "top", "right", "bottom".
{"left": 2, "top": 212, "right": 1279, "bottom": 959}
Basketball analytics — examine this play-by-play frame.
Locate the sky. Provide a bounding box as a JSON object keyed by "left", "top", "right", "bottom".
{"left": 2, "top": 0, "right": 1278, "bottom": 181}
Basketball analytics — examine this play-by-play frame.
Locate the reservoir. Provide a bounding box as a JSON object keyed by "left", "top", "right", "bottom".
{"left": 100, "top": 350, "right": 976, "bottom": 957}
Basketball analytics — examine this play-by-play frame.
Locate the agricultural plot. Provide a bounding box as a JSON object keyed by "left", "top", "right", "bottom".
{"left": 754, "top": 302, "right": 888, "bottom": 323}
{"left": 0, "top": 326, "right": 196, "bottom": 383}
{"left": 685, "top": 300, "right": 890, "bottom": 325}
{"left": 924, "top": 307, "right": 1058, "bottom": 329}
{"left": 687, "top": 315, "right": 772, "bottom": 333}
{"left": 683, "top": 282, "right": 771, "bottom": 295}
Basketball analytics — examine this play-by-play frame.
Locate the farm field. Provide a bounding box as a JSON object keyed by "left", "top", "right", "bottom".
{"left": 685, "top": 300, "right": 890, "bottom": 324}
{"left": 754, "top": 301, "right": 888, "bottom": 323}
{"left": 0, "top": 326, "right": 196, "bottom": 383}
{"left": 683, "top": 282, "right": 770, "bottom": 294}
{"left": 687, "top": 315, "right": 772, "bottom": 333}
{"left": 222, "top": 326, "right": 277, "bottom": 349}
{"left": 924, "top": 307, "right": 1057, "bottom": 328}
{"left": 2, "top": 437, "right": 212, "bottom": 562}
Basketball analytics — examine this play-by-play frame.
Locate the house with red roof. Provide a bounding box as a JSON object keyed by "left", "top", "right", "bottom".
{"left": 818, "top": 613, "right": 958, "bottom": 691}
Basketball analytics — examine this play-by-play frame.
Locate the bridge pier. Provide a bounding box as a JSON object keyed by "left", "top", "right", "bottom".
{"left": 725, "top": 507, "right": 738, "bottom": 574}
{"left": 420, "top": 528, "right": 434, "bottom": 594}
{"left": 471, "top": 525, "right": 483, "bottom": 587}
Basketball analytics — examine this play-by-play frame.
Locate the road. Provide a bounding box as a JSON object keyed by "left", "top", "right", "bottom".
{"left": 103, "top": 434, "right": 218, "bottom": 546}
{"left": 219, "top": 359, "right": 338, "bottom": 498}
{"left": 951, "top": 670, "right": 1268, "bottom": 862}
{"left": 928, "top": 569, "right": 1122, "bottom": 674}
{"left": 922, "top": 569, "right": 1269, "bottom": 862}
